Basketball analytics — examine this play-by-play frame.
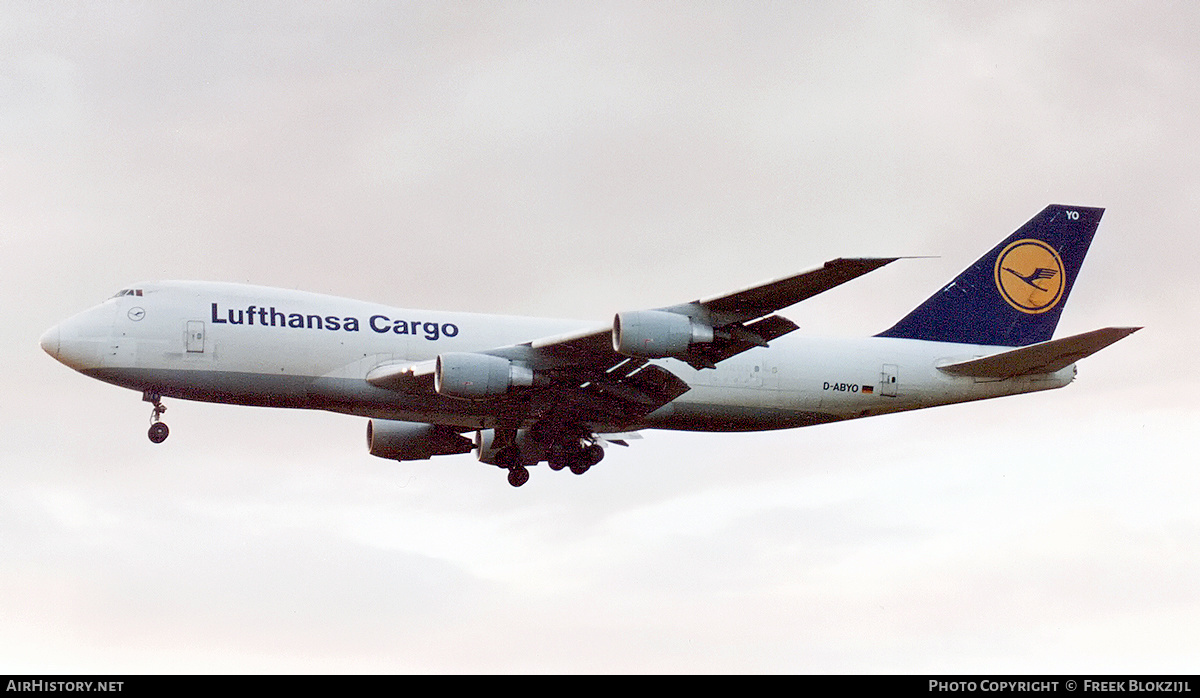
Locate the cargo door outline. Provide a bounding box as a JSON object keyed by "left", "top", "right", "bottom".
{"left": 881, "top": 363, "right": 898, "bottom": 397}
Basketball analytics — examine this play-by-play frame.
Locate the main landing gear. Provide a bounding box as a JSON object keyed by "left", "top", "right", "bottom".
{"left": 143, "top": 391, "right": 169, "bottom": 444}
{"left": 492, "top": 446, "right": 531, "bottom": 487}
{"left": 547, "top": 443, "right": 605, "bottom": 475}
{"left": 480, "top": 427, "right": 610, "bottom": 488}
{"left": 500, "top": 441, "right": 605, "bottom": 488}
{"left": 507, "top": 463, "right": 530, "bottom": 488}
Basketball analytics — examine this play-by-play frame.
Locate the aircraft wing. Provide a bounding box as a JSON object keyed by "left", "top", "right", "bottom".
{"left": 503, "top": 256, "right": 899, "bottom": 373}
{"left": 485, "top": 328, "right": 693, "bottom": 424}
{"left": 370, "top": 257, "right": 898, "bottom": 425}
{"left": 363, "top": 326, "right": 689, "bottom": 423}
{"left": 366, "top": 359, "right": 436, "bottom": 391}
{"left": 483, "top": 257, "right": 898, "bottom": 418}
{"left": 657, "top": 257, "right": 900, "bottom": 368}
{"left": 937, "top": 326, "right": 1141, "bottom": 379}
{"left": 494, "top": 256, "right": 899, "bottom": 372}
{"left": 664, "top": 257, "right": 900, "bottom": 325}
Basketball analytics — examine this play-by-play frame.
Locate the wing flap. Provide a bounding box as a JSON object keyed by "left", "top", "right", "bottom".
{"left": 938, "top": 327, "right": 1141, "bottom": 379}
{"left": 682, "top": 314, "right": 800, "bottom": 369}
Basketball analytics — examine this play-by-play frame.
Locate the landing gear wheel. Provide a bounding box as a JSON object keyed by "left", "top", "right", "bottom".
{"left": 148, "top": 421, "right": 169, "bottom": 444}
{"left": 144, "top": 391, "right": 169, "bottom": 444}
{"left": 582, "top": 443, "right": 605, "bottom": 466}
{"left": 507, "top": 465, "right": 530, "bottom": 488}
{"left": 569, "top": 443, "right": 604, "bottom": 473}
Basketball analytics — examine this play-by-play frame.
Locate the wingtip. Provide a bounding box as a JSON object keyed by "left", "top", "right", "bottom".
{"left": 1104, "top": 326, "right": 1142, "bottom": 336}
{"left": 824, "top": 256, "right": 902, "bottom": 269}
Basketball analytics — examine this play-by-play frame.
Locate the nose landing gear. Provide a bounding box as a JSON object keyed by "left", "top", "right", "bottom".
{"left": 143, "top": 391, "right": 169, "bottom": 443}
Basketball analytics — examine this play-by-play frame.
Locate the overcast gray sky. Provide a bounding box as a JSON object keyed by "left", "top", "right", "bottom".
{"left": 3, "top": 1, "right": 1197, "bottom": 672}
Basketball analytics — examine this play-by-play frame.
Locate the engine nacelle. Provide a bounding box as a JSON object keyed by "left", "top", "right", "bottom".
{"left": 434, "top": 352, "right": 535, "bottom": 399}
{"left": 474, "top": 429, "right": 548, "bottom": 466}
{"left": 367, "top": 420, "right": 473, "bottom": 461}
{"left": 613, "top": 310, "right": 714, "bottom": 359}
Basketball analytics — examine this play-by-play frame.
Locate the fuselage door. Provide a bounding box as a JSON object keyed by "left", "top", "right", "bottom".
{"left": 881, "top": 363, "right": 898, "bottom": 397}
{"left": 186, "top": 321, "right": 205, "bottom": 353}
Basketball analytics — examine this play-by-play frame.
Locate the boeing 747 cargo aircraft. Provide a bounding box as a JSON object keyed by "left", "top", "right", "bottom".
{"left": 41, "top": 205, "right": 1138, "bottom": 486}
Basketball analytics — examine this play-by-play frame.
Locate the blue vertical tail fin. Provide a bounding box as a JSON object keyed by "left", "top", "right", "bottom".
{"left": 876, "top": 205, "right": 1103, "bottom": 347}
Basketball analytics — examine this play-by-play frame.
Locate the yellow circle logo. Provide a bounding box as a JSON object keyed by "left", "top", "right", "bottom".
{"left": 994, "top": 239, "right": 1065, "bottom": 314}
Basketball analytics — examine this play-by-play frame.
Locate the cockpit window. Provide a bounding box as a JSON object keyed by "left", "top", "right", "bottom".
{"left": 109, "top": 289, "right": 144, "bottom": 299}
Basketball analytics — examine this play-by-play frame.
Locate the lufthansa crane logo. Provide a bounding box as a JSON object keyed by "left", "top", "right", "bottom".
{"left": 994, "top": 239, "right": 1065, "bottom": 314}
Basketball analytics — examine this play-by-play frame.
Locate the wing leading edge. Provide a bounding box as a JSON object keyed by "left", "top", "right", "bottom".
{"left": 672, "top": 257, "right": 901, "bottom": 325}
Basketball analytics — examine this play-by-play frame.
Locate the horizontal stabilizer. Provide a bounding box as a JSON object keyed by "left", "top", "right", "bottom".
{"left": 938, "top": 327, "right": 1141, "bottom": 379}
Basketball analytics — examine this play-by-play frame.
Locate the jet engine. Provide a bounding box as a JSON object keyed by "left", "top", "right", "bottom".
{"left": 612, "top": 310, "right": 714, "bottom": 359}
{"left": 474, "top": 429, "right": 548, "bottom": 466}
{"left": 366, "top": 420, "right": 473, "bottom": 461}
{"left": 434, "top": 352, "right": 535, "bottom": 399}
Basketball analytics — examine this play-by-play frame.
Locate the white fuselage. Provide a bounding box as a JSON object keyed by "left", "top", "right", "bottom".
{"left": 42, "top": 281, "right": 1074, "bottom": 434}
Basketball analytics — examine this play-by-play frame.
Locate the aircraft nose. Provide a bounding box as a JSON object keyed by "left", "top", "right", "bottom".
{"left": 39, "top": 325, "right": 60, "bottom": 359}
{"left": 42, "top": 303, "right": 113, "bottom": 370}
